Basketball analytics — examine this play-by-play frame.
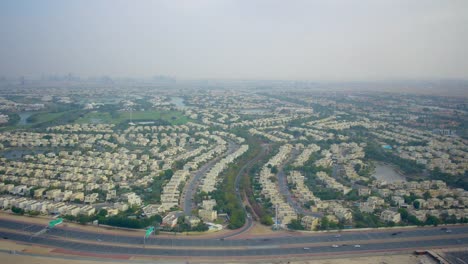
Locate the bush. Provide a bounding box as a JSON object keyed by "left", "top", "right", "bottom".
{"left": 287, "top": 219, "right": 305, "bottom": 230}
{"left": 424, "top": 215, "right": 440, "bottom": 226}
{"left": 99, "top": 214, "right": 162, "bottom": 229}
{"left": 27, "top": 210, "right": 40, "bottom": 216}
{"left": 11, "top": 206, "right": 24, "bottom": 215}
{"left": 260, "top": 215, "right": 274, "bottom": 226}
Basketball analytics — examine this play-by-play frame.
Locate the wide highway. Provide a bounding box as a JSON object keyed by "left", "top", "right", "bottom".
{"left": 1, "top": 218, "right": 467, "bottom": 258}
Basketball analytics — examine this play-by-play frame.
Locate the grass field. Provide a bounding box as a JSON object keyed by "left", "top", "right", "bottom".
{"left": 75, "top": 110, "right": 189, "bottom": 125}
{"left": 28, "top": 112, "right": 68, "bottom": 124}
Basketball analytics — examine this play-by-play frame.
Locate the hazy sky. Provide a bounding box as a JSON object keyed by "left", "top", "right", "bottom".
{"left": 1, "top": 0, "right": 467, "bottom": 81}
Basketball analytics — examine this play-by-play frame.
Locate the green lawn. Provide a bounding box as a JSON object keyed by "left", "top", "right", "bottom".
{"left": 74, "top": 112, "right": 114, "bottom": 124}
{"left": 75, "top": 110, "right": 189, "bottom": 125}
{"left": 28, "top": 112, "right": 68, "bottom": 124}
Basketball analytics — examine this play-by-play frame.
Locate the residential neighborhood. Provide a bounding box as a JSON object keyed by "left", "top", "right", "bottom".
{"left": 0, "top": 86, "right": 466, "bottom": 233}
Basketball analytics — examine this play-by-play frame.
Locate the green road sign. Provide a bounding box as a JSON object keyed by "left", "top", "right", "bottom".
{"left": 48, "top": 218, "right": 63, "bottom": 228}
{"left": 145, "top": 226, "right": 155, "bottom": 238}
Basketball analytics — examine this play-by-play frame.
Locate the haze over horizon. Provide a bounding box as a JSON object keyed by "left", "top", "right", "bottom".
{"left": 1, "top": 0, "right": 467, "bottom": 81}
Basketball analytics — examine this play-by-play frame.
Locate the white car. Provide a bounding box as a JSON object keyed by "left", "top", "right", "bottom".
{"left": 303, "top": 247, "right": 310, "bottom": 250}
{"left": 354, "top": 244, "right": 361, "bottom": 248}
{"left": 332, "top": 244, "right": 339, "bottom": 248}
{"left": 334, "top": 234, "right": 341, "bottom": 238}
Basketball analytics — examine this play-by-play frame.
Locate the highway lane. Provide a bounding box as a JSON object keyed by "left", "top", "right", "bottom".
{"left": 1, "top": 229, "right": 467, "bottom": 257}
{"left": 1, "top": 218, "right": 467, "bottom": 248}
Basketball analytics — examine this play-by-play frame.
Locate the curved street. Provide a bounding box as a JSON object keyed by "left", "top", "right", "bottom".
{"left": 277, "top": 148, "right": 323, "bottom": 218}
{"left": 182, "top": 140, "right": 240, "bottom": 215}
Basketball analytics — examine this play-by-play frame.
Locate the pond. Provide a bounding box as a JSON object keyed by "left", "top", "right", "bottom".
{"left": 18, "top": 112, "right": 34, "bottom": 125}
{"left": 372, "top": 162, "right": 406, "bottom": 183}
{"left": 169, "top": 97, "right": 187, "bottom": 108}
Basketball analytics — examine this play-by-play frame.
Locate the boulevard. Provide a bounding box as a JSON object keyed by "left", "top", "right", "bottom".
{"left": 0, "top": 217, "right": 466, "bottom": 259}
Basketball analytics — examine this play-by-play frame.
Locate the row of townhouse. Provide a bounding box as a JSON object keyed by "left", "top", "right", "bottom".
{"left": 248, "top": 128, "right": 287, "bottom": 143}
{"left": 408, "top": 208, "right": 468, "bottom": 222}
{"left": 231, "top": 115, "right": 300, "bottom": 128}
{"left": 213, "top": 131, "right": 245, "bottom": 144}
{"left": 160, "top": 170, "right": 190, "bottom": 211}
{"left": 0, "top": 183, "right": 85, "bottom": 202}
{"left": 0, "top": 164, "right": 132, "bottom": 184}
{"left": 359, "top": 196, "right": 386, "bottom": 213}
{"left": 329, "top": 142, "right": 365, "bottom": 163}
{"left": 315, "top": 171, "right": 351, "bottom": 195}
{"left": 314, "top": 200, "right": 353, "bottom": 222}
{"left": 287, "top": 171, "right": 316, "bottom": 205}
{"left": 201, "top": 117, "right": 229, "bottom": 130}
{"left": 290, "top": 126, "right": 336, "bottom": 142}
{"left": 292, "top": 144, "right": 321, "bottom": 167}
{"left": 0, "top": 131, "right": 111, "bottom": 148}
{"left": 0, "top": 171, "right": 123, "bottom": 195}
{"left": 314, "top": 120, "right": 380, "bottom": 131}
{"left": 47, "top": 123, "right": 115, "bottom": 133}
{"left": 0, "top": 195, "right": 95, "bottom": 216}
{"left": 259, "top": 144, "right": 297, "bottom": 225}
{"left": 200, "top": 144, "right": 248, "bottom": 193}
{"left": 182, "top": 140, "right": 228, "bottom": 171}
{"left": 124, "top": 122, "right": 204, "bottom": 133}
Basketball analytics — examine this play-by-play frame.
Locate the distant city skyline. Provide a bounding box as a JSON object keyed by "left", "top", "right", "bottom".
{"left": 1, "top": 0, "right": 467, "bottom": 81}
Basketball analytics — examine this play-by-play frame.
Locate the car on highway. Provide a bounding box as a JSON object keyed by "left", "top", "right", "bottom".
{"left": 303, "top": 247, "right": 310, "bottom": 250}
{"left": 446, "top": 229, "right": 452, "bottom": 233}
{"left": 354, "top": 244, "right": 361, "bottom": 248}
{"left": 331, "top": 244, "right": 339, "bottom": 248}
{"left": 334, "top": 234, "right": 341, "bottom": 238}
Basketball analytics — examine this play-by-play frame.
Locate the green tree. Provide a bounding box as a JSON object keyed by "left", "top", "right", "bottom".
{"left": 287, "top": 219, "right": 305, "bottom": 230}
{"left": 260, "top": 215, "right": 274, "bottom": 226}
{"left": 97, "top": 209, "right": 108, "bottom": 217}
{"left": 425, "top": 215, "right": 440, "bottom": 226}
{"left": 344, "top": 189, "right": 360, "bottom": 201}
{"left": 11, "top": 206, "right": 24, "bottom": 215}
{"left": 423, "top": 191, "right": 431, "bottom": 200}
{"left": 354, "top": 163, "right": 361, "bottom": 172}
{"left": 28, "top": 210, "right": 40, "bottom": 216}
{"left": 270, "top": 166, "right": 278, "bottom": 174}
{"left": 320, "top": 216, "right": 329, "bottom": 230}
{"left": 164, "top": 169, "right": 174, "bottom": 178}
